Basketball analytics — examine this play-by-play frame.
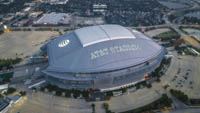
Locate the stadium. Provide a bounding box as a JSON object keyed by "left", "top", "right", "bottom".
{"left": 43, "top": 25, "right": 166, "bottom": 92}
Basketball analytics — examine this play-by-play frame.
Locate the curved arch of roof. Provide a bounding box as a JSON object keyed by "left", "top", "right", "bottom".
{"left": 82, "top": 36, "right": 136, "bottom": 47}
{"left": 74, "top": 25, "right": 136, "bottom": 47}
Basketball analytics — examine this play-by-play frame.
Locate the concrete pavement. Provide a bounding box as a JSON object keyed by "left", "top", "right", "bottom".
{"left": 158, "top": 108, "right": 200, "bottom": 113}
{"left": 7, "top": 92, "right": 92, "bottom": 113}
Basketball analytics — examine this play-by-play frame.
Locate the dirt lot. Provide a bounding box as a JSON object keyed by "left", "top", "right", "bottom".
{"left": 182, "top": 35, "right": 200, "bottom": 48}
{"left": 0, "top": 31, "right": 59, "bottom": 59}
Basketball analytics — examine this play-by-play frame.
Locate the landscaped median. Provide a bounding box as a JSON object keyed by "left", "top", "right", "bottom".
{"left": 190, "top": 99, "right": 200, "bottom": 106}
{"left": 170, "top": 89, "right": 200, "bottom": 106}
{"left": 40, "top": 84, "right": 90, "bottom": 99}
{"left": 0, "top": 58, "right": 22, "bottom": 71}
{"left": 170, "top": 89, "right": 189, "bottom": 104}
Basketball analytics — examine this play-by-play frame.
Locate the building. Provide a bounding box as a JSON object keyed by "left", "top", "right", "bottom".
{"left": 34, "top": 12, "right": 71, "bottom": 25}
{"left": 0, "top": 82, "right": 8, "bottom": 93}
{"left": 0, "top": 95, "right": 22, "bottom": 113}
{"left": 43, "top": 25, "right": 166, "bottom": 92}
{"left": 45, "top": 0, "right": 68, "bottom": 4}
{"left": 93, "top": 4, "right": 107, "bottom": 13}
{"left": 9, "top": 95, "right": 22, "bottom": 104}
{"left": 0, "top": 98, "right": 11, "bottom": 113}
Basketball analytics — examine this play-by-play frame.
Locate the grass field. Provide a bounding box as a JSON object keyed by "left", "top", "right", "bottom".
{"left": 153, "top": 30, "right": 180, "bottom": 41}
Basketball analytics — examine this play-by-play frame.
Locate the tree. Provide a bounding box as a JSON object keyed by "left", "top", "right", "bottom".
{"left": 91, "top": 103, "right": 95, "bottom": 113}
{"left": 20, "top": 91, "right": 26, "bottom": 96}
{"left": 170, "top": 89, "right": 189, "bottom": 104}
{"left": 5, "top": 87, "right": 16, "bottom": 95}
{"left": 103, "top": 102, "right": 109, "bottom": 110}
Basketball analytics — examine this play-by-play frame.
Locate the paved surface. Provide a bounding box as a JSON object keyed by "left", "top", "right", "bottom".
{"left": 170, "top": 94, "right": 188, "bottom": 109}
{"left": 12, "top": 62, "right": 47, "bottom": 84}
{"left": 4, "top": 2, "right": 200, "bottom": 112}
{"left": 0, "top": 31, "right": 59, "bottom": 59}
{"left": 108, "top": 87, "right": 162, "bottom": 113}
{"left": 106, "top": 55, "right": 200, "bottom": 113}
{"left": 7, "top": 92, "right": 92, "bottom": 113}
{"left": 158, "top": 108, "right": 200, "bottom": 113}
{"left": 8, "top": 55, "right": 200, "bottom": 113}
{"left": 162, "top": 56, "right": 200, "bottom": 99}
{"left": 92, "top": 102, "right": 106, "bottom": 113}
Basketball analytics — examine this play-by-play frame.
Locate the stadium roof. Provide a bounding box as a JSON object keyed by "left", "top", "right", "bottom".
{"left": 45, "top": 25, "right": 163, "bottom": 73}
{"left": 75, "top": 25, "right": 135, "bottom": 47}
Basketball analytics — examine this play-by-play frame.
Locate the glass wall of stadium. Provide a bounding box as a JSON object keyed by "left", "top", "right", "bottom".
{"left": 44, "top": 48, "right": 166, "bottom": 92}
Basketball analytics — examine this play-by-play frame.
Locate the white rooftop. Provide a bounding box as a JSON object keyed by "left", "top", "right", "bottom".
{"left": 74, "top": 25, "right": 136, "bottom": 47}
{"left": 36, "top": 12, "right": 70, "bottom": 24}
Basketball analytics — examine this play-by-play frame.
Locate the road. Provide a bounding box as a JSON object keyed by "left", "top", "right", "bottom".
{"left": 162, "top": 1, "right": 200, "bottom": 48}
{"left": 4, "top": 0, "right": 200, "bottom": 49}
{"left": 8, "top": 24, "right": 200, "bottom": 30}
{"left": 170, "top": 94, "right": 188, "bottom": 109}
{"left": 158, "top": 108, "right": 200, "bottom": 113}
{"left": 4, "top": 1, "right": 200, "bottom": 113}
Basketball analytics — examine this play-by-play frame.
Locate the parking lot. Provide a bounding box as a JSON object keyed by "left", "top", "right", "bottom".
{"left": 108, "top": 86, "right": 162, "bottom": 113}
{"left": 162, "top": 55, "right": 200, "bottom": 98}
{"left": 7, "top": 55, "right": 200, "bottom": 113}
{"left": 0, "top": 31, "right": 59, "bottom": 59}
{"left": 7, "top": 92, "right": 92, "bottom": 113}
{"left": 3, "top": 30, "right": 200, "bottom": 113}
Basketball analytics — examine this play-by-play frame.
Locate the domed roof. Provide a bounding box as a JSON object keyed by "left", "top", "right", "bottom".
{"left": 45, "top": 25, "right": 163, "bottom": 73}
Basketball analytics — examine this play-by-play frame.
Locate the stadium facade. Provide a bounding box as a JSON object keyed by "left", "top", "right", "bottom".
{"left": 43, "top": 25, "right": 166, "bottom": 92}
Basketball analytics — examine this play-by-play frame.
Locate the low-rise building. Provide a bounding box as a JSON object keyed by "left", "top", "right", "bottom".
{"left": 34, "top": 12, "right": 71, "bottom": 25}
{"left": 9, "top": 95, "right": 22, "bottom": 104}
{"left": 0, "top": 98, "right": 11, "bottom": 113}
